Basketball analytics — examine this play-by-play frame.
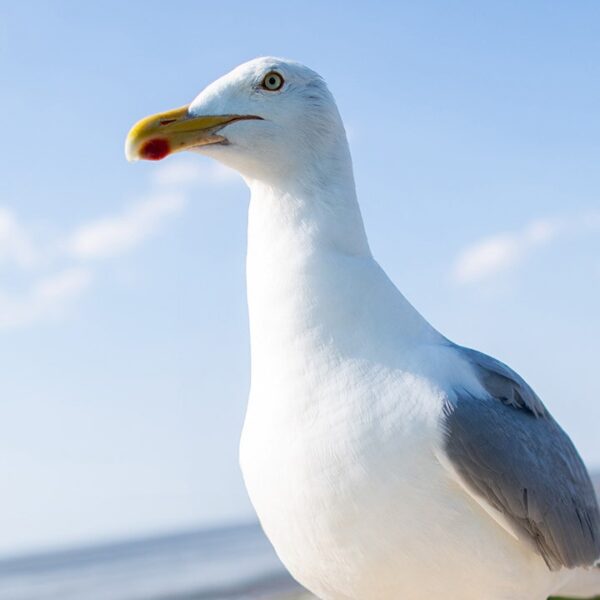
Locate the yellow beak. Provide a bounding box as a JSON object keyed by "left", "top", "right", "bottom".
{"left": 125, "top": 105, "right": 262, "bottom": 161}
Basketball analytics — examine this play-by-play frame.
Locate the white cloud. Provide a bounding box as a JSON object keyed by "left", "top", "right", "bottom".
{"left": 0, "top": 267, "right": 92, "bottom": 330}
{"left": 66, "top": 193, "right": 186, "bottom": 260}
{"left": 152, "top": 158, "right": 239, "bottom": 188}
{"left": 0, "top": 208, "right": 37, "bottom": 268}
{"left": 451, "top": 213, "right": 599, "bottom": 284}
{"left": 453, "top": 234, "right": 521, "bottom": 284}
{"left": 67, "top": 157, "right": 239, "bottom": 263}
{"left": 0, "top": 153, "right": 242, "bottom": 331}
{"left": 36, "top": 267, "right": 92, "bottom": 301}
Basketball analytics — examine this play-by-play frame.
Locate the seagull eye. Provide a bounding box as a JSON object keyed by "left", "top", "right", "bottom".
{"left": 261, "top": 72, "right": 284, "bottom": 91}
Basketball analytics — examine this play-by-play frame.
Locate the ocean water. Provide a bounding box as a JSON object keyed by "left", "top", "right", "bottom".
{"left": 0, "top": 523, "right": 306, "bottom": 600}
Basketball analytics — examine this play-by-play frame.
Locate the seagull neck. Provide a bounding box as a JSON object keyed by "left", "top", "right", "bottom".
{"left": 246, "top": 167, "right": 371, "bottom": 260}
{"left": 244, "top": 163, "right": 435, "bottom": 388}
{"left": 244, "top": 166, "right": 370, "bottom": 362}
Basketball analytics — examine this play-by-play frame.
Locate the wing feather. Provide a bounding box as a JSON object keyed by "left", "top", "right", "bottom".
{"left": 443, "top": 346, "right": 600, "bottom": 570}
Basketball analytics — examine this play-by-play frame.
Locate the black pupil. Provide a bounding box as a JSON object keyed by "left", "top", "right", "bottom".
{"left": 269, "top": 77, "right": 276, "bottom": 86}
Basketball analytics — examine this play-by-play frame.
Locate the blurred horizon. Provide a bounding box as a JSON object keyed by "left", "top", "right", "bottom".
{"left": 2, "top": 473, "right": 600, "bottom": 599}
{"left": 1, "top": 1, "right": 599, "bottom": 558}
{"left": 0, "top": 521, "right": 306, "bottom": 599}
{"left": 3, "top": 468, "right": 600, "bottom": 563}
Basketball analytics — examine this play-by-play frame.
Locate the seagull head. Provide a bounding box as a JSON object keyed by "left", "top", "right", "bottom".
{"left": 125, "top": 57, "right": 348, "bottom": 184}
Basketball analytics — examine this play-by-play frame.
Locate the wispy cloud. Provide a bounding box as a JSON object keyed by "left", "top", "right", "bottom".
{"left": 152, "top": 159, "right": 239, "bottom": 188}
{"left": 0, "top": 207, "right": 38, "bottom": 269}
{"left": 452, "top": 212, "right": 599, "bottom": 284}
{"left": 0, "top": 267, "right": 92, "bottom": 330}
{"left": 66, "top": 193, "right": 186, "bottom": 260}
{"left": 0, "top": 157, "right": 234, "bottom": 330}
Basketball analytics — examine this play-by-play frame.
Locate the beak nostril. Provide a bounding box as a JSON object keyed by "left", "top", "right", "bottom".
{"left": 159, "top": 119, "right": 177, "bottom": 126}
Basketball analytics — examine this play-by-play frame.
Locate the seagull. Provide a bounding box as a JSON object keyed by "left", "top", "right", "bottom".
{"left": 125, "top": 57, "right": 600, "bottom": 600}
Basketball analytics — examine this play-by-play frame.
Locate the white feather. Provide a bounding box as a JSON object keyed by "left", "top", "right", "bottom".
{"left": 187, "top": 57, "right": 597, "bottom": 600}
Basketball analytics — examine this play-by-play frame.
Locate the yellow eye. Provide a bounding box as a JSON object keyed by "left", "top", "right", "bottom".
{"left": 262, "top": 72, "right": 284, "bottom": 91}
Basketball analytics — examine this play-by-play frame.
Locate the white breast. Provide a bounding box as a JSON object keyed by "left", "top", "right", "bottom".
{"left": 240, "top": 353, "right": 561, "bottom": 600}
{"left": 241, "top": 354, "right": 439, "bottom": 594}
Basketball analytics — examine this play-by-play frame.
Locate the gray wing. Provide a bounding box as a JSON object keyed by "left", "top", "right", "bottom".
{"left": 443, "top": 346, "right": 600, "bottom": 570}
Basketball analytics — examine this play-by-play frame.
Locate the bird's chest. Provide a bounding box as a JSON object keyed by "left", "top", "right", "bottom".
{"left": 240, "top": 361, "right": 447, "bottom": 598}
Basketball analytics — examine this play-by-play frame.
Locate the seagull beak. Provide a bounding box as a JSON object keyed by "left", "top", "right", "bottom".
{"left": 125, "top": 105, "right": 262, "bottom": 162}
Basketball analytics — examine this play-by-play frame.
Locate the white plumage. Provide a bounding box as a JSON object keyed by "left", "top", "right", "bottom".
{"left": 126, "top": 57, "right": 600, "bottom": 600}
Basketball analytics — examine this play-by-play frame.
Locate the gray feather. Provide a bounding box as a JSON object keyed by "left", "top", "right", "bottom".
{"left": 443, "top": 345, "right": 600, "bottom": 570}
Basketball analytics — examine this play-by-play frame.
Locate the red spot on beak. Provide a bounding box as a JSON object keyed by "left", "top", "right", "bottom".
{"left": 139, "top": 138, "right": 171, "bottom": 160}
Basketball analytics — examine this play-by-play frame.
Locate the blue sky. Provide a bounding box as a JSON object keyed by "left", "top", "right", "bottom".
{"left": 0, "top": 1, "right": 599, "bottom": 556}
